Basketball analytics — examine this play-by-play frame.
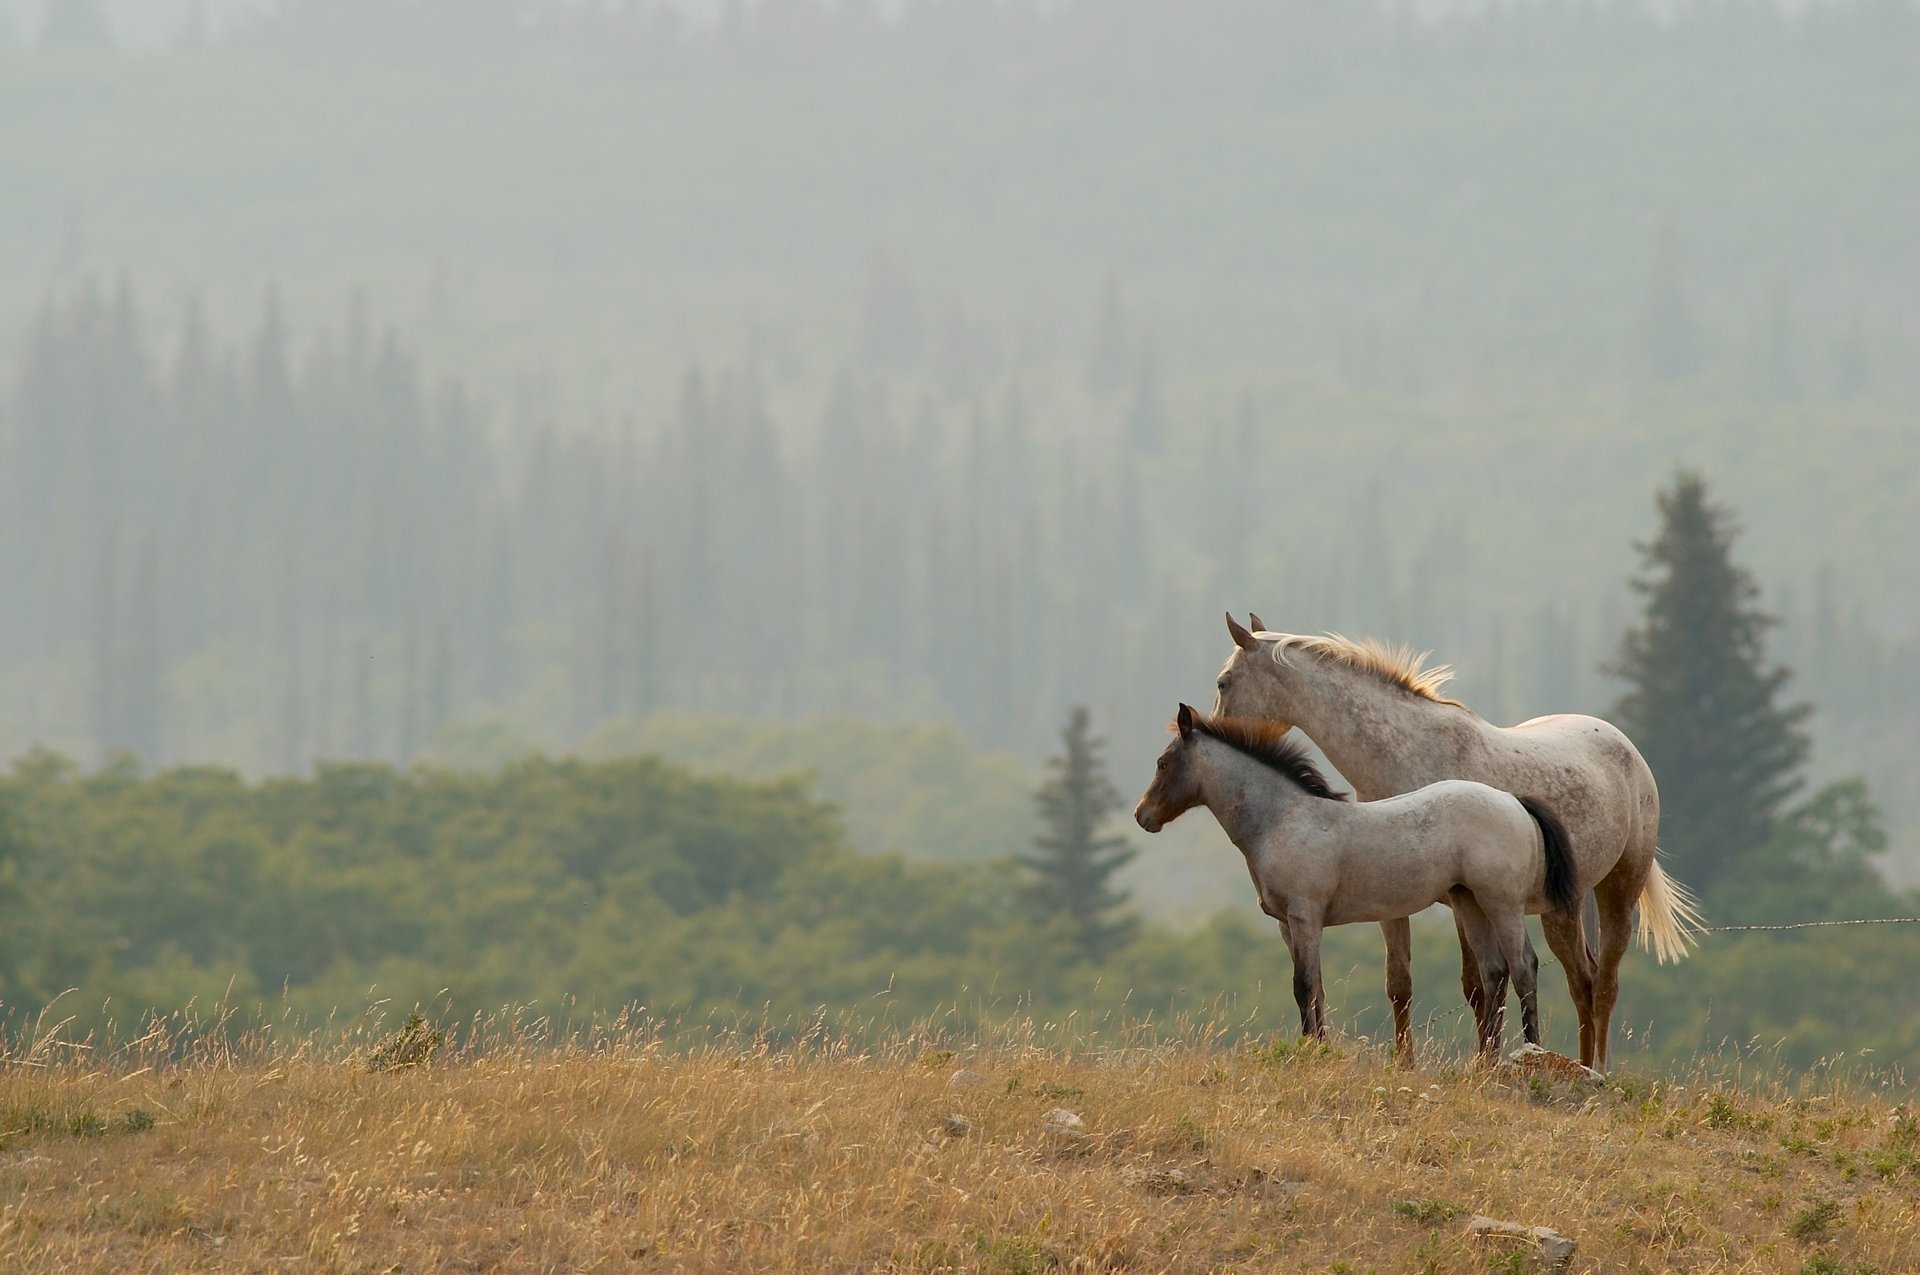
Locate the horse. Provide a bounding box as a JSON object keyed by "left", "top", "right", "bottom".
{"left": 1214, "top": 613, "right": 1702, "bottom": 1072}
{"left": 1133, "top": 704, "right": 1581, "bottom": 1060}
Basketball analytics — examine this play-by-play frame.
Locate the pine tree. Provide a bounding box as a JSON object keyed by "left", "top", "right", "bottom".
{"left": 1608, "top": 472, "right": 1811, "bottom": 896}
{"left": 1124, "top": 346, "right": 1167, "bottom": 456}
{"left": 1086, "top": 272, "right": 1129, "bottom": 393}
{"left": 1018, "top": 707, "right": 1137, "bottom": 961}
{"left": 1643, "top": 223, "right": 1702, "bottom": 383}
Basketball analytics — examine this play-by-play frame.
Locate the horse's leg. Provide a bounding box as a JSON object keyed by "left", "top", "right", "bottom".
{"left": 1381, "top": 917, "right": 1414, "bottom": 1063}
{"left": 1450, "top": 892, "right": 1509, "bottom": 1064}
{"left": 1538, "top": 907, "right": 1597, "bottom": 1061}
{"left": 1282, "top": 914, "right": 1326, "bottom": 1039}
{"left": 1590, "top": 864, "right": 1648, "bottom": 1074}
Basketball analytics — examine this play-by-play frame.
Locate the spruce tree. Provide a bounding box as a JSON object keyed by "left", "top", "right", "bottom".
{"left": 1608, "top": 472, "right": 1810, "bottom": 896}
{"left": 1643, "top": 223, "right": 1702, "bottom": 383}
{"left": 1019, "top": 707, "right": 1137, "bottom": 961}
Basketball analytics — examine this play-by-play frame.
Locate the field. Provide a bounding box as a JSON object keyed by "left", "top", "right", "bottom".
{"left": 1, "top": 1012, "right": 1914, "bottom": 1273}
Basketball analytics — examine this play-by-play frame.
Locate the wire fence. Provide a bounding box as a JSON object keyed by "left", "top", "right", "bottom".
{"left": 1698, "top": 917, "right": 1920, "bottom": 933}
{"left": 1398, "top": 914, "right": 1920, "bottom": 1032}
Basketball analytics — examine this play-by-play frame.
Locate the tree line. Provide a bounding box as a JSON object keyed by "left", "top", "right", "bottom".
{"left": 4, "top": 281, "right": 1912, "bottom": 823}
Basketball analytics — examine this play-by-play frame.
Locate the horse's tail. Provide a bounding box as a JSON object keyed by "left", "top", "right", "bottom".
{"left": 1517, "top": 794, "right": 1580, "bottom": 917}
{"left": 1637, "top": 856, "right": 1705, "bottom": 964}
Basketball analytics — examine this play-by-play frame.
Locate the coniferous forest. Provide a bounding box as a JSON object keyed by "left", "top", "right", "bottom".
{"left": 0, "top": 0, "right": 1917, "bottom": 1072}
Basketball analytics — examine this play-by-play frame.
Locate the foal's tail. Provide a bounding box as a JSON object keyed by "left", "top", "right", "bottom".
{"left": 1517, "top": 794, "right": 1580, "bottom": 917}
{"left": 1637, "top": 857, "right": 1705, "bottom": 964}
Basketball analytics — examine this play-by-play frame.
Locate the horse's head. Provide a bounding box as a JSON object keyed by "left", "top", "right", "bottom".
{"left": 1212, "top": 611, "right": 1296, "bottom": 733}
{"left": 1134, "top": 704, "right": 1206, "bottom": 833}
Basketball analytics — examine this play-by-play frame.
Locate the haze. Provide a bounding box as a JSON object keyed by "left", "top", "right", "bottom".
{"left": 1, "top": 0, "right": 1914, "bottom": 903}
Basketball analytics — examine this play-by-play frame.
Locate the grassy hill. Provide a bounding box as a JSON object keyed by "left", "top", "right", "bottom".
{"left": 1, "top": 1012, "right": 1912, "bottom": 1272}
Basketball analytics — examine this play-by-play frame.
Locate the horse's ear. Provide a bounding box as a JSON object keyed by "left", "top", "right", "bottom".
{"left": 1176, "top": 703, "right": 1195, "bottom": 739}
{"left": 1225, "top": 612, "right": 1258, "bottom": 651}
{"left": 1248, "top": 612, "right": 1268, "bottom": 633}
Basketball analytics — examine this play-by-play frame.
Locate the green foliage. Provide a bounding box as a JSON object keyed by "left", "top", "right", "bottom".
{"left": 365, "top": 1013, "right": 445, "bottom": 1073}
{"left": 1391, "top": 1198, "right": 1464, "bottom": 1227}
{"left": 1787, "top": 1198, "right": 1841, "bottom": 1242}
{"left": 969, "top": 1232, "right": 1061, "bottom": 1275}
{"left": 0, "top": 749, "right": 993, "bottom": 1029}
{"left": 1017, "top": 708, "right": 1138, "bottom": 962}
{"left": 576, "top": 712, "right": 1036, "bottom": 865}
{"left": 1797, "top": 1259, "right": 1876, "bottom": 1275}
{"left": 1709, "top": 780, "right": 1897, "bottom": 926}
{"left": 0, "top": 738, "right": 1916, "bottom": 1077}
{"left": 0, "top": 1101, "right": 156, "bottom": 1148}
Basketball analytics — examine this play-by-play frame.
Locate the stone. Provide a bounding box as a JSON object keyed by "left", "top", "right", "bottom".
{"left": 1124, "top": 1166, "right": 1193, "bottom": 1195}
{"left": 939, "top": 1113, "right": 972, "bottom": 1137}
{"left": 1466, "top": 1215, "right": 1577, "bottom": 1270}
{"left": 948, "top": 1069, "right": 989, "bottom": 1088}
{"left": 1502, "top": 1043, "right": 1605, "bottom": 1085}
{"left": 1042, "top": 1107, "right": 1085, "bottom": 1133}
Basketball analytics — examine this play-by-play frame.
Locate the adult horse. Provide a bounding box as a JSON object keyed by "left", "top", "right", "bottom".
{"left": 1214, "top": 614, "right": 1700, "bottom": 1072}
{"left": 1134, "top": 704, "right": 1581, "bottom": 1060}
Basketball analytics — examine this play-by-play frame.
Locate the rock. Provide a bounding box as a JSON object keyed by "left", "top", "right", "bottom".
{"left": 939, "top": 1113, "right": 972, "bottom": 1137}
{"left": 1124, "top": 1166, "right": 1193, "bottom": 1195}
{"left": 1502, "top": 1043, "right": 1605, "bottom": 1085}
{"left": 1231, "top": 1166, "right": 1303, "bottom": 1198}
{"left": 1042, "top": 1107, "right": 1085, "bottom": 1133}
{"left": 1466, "top": 1215, "right": 1577, "bottom": 1270}
{"left": 948, "top": 1069, "right": 989, "bottom": 1088}
{"left": 1041, "top": 1108, "right": 1090, "bottom": 1148}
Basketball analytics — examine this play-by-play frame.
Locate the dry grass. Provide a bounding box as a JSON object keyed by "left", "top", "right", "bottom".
{"left": 0, "top": 1007, "right": 1915, "bottom": 1273}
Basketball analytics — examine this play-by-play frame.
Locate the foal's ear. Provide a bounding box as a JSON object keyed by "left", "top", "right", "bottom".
{"left": 1225, "top": 612, "right": 1259, "bottom": 651}
{"left": 1176, "top": 703, "right": 1196, "bottom": 739}
{"left": 1247, "top": 611, "right": 1268, "bottom": 634}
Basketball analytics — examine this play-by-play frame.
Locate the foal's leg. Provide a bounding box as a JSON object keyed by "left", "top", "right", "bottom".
{"left": 1281, "top": 913, "right": 1327, "bottom": 1039}
{"left": 1449, "top": 906, "right": 1489, "bottom": 1042}
{"left": 1449, "top": 894, "right": 1510, "bottom": 1063}
{"left": 1381, "top": 917, "right": 1414, "bottom": 1062}
{"left": 1490, "top": 908, "right": 1543, "bottom": 1048}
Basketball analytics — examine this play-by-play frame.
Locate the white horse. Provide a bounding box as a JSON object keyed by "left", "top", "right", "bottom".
{"left": 1215, "top": 614, "right": 1701, "bottom": 1072}
{"left": 1134, "top": 705, "right": 1581, "bottom": 1059}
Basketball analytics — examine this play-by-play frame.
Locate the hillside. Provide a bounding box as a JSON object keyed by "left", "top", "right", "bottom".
{"left": 1, "top": 1017, "right": 1911, "bottom": 1272}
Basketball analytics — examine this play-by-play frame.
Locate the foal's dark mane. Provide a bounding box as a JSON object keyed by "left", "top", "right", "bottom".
{"left": 1186, "top": 713, "right": 1351, "bottom": 801}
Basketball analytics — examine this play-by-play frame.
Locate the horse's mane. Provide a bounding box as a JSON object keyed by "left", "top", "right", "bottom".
{"left": 1184, "top": 712, "right": 1350, "bottom": 801}
{"left": 1262, "top": 632, "right": 1464, "bottom": 708}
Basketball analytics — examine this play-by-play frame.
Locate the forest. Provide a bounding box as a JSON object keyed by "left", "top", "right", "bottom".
{"left": 0, "top": 0, "right": 1915, "bottom": 1077}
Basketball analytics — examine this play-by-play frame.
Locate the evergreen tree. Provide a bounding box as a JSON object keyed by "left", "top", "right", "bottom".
{"left": 1124, "top": 346, "right": 1167, "bottom": 456}
{"left": 1086, "top": 272, "right": 1130, "bottom": 393}
{"left": 122, "top": 536, "right": 164, "bottom": 767}
{"left": 1608, "top": 472, "right": 1811, "bottom": 896}
{"left": 1643, "top": 223, "right": 1702, "bottom": 383}
{"left": 1018, "top": 706, "right": 1137, "bottom": 961}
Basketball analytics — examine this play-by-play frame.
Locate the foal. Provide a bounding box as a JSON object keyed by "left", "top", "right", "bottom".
{"left": 1134, "top": 705, "right": 1580, "bottom": 1059}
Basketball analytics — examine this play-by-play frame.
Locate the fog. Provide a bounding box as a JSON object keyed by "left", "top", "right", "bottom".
{"left": 1, "top": 0, "right": 1915, "bottom": 897}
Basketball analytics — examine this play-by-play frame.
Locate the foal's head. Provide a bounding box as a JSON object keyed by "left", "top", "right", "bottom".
{"left": 1134, "top": 704, "right": 1208, "bottom": 833}
{"left": 1137, "top": 701, "right": 1350, "bottom": 833}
